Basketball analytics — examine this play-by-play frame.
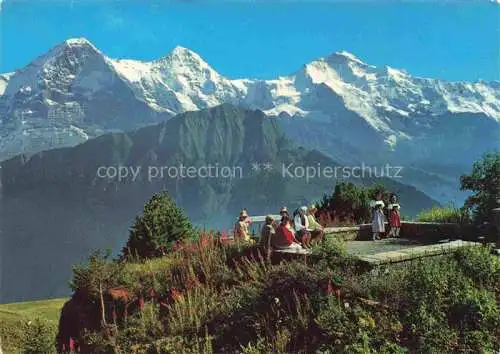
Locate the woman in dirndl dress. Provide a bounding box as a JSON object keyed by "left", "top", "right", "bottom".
{"left": 387, "top": 194, "right": 401, "bottom": 237}
{"left": 370, "top": 192, "right": 386, "bottom": 240}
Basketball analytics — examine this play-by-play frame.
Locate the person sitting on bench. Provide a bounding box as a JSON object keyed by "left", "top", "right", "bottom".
{"left": 273, "top": 206, "right": 289, "bottom": 228}
{"left": 272, "top": 215, "right": 304, "bottom": 251}
{"left": 294, "top": 206, "right": 312, "bottom": 248}
{"left": 308, "top": 204, "right": 325, "bottom": 244}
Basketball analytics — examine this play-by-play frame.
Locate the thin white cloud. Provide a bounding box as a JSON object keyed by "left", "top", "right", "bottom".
{"left": 0, "top": 0, "right": 3, "bottom": 12}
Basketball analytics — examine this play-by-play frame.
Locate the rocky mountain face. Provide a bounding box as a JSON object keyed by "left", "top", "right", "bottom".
{"left": 0, "top": 39, "right": 170, "bottom": 162}
{"left": 0, "top": 38, "right": 498, "bottom": 202}
{"left": 0, "top": 104, "right": 438, "bottom": 302}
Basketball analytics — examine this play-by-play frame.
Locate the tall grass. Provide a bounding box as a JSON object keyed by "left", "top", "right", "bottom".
{"left": 416, "top": 205, "right": 468, "bottom": 223}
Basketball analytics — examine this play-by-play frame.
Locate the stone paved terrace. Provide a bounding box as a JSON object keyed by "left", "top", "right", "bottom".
{"left": 345, "top": 238, "right": 481, "bottom": 265}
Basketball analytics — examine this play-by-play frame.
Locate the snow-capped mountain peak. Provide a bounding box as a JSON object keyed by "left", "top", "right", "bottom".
{"left": 2, "top": 38, "right": 106, "bottom": 97}
{"left": 170, "top": 45, "right": 201, "bottom": 58}
{"left": 34, "top": 37, "right": 102, "bottom": 67}
{"left": 330, "top": 50, "right": 367, "bottom": 65}
{"left": 0, "top": 37, "right": 499, "bottom": 169}
{"left": 155, "top": 46, "right": 212, "bottom": 71}
{"left": 63, "top": 37, "right": 95, "bottom": 47}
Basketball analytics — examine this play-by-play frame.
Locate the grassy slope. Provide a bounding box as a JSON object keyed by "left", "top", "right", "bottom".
{"left": 0, "top": 298, "right": 66, "bottom": 353}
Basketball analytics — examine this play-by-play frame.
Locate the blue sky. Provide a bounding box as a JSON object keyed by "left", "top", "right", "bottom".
{"left": 0, "top": 0, "right": 499, "bottom": 82}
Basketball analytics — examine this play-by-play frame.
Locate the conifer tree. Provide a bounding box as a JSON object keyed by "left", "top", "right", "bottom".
{"left": 122, "top": 191, "right": 194, "bottom": 259}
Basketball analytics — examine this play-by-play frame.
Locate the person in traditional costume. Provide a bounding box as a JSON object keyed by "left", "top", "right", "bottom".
{"left": 370, "top": 192, "right": 386, "bottom": 240}
{"left": 387, "top": 194, "right": 401, "bottom": 237}
{"left": 234, "top": 209, "right": 251, "bottom": 241}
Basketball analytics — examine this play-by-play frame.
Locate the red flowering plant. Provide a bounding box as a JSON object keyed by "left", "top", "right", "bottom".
{"left": 216, "top": 230, "right": 233, "bottom": 245}
{"left": 184, "top": 277, "right": 198, "bottom": 291}
{"left": 322, "top": 274, "right": 343, "bottom": 299}
{"left": 325, "top": 279, "right": 342, "bottom": 299}
{"left": 174, "top": 230, "right": 221, "bottom": 260}
{"left": 169, "top": 287, "right": 183, "bottom": 302}
{"left": 198, "top": 231, "right": 213, "bottom": 247}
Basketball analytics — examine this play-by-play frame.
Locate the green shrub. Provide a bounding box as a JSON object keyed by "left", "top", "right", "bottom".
{"left": 118, "top": 303, "right": 165, "bottom": 349}
{"left": 454, "top": 246, "right": 500, "bottom": 290}
{"left": 315, "top": 297, "right": 352, "bottom": 344}
{"left": 316, "top": 299, "right": 401, "bottom": 354}
{"left": 312, "top": 236, "right": 347, "bottom": 258}
{"left": 396, "top": 256, "right": 499, "bottom": 353}
{"left": 349, "top": 266, "right": 408, "bottom": 304}
{"left": 413, "top": 324, "right": 459, "bottom": 354}
{"left": 137, "top": 331, "right": 213, "bottom": 354}
{"left": 70, "top": 249, "right": 119, "bottom": 293}
{"left": 449, "top": 287, "right": 499, "bottom": 332}
{"left": 341, "top": 253, "right": 500, "bottom": 353}
{"left": 21, "top": 318, "right": 57, "bottom": 354}
{"left": 166, "top": 285, "right": 223, "bottom": 336}
{"left": 239, "top": 336, "right": 274, "bottom": 354}
{"left": 377, "top": 341, "right": 408, "bottom": 354}
{"left": 81, "top": 330, "right": 116, "bottom": 354}
{"left": 459, "top": 330, "right": 498, "bottom": 353}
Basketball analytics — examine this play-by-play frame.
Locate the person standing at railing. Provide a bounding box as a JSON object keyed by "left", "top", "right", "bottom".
{"left": 259, "top": 215, "right": 276, "bottom": 260}
{"left": 387, "top": 194, "right": 401, "bottom": 238}
{"left": 370, "top": 192, "right": 386, "bottom": 240}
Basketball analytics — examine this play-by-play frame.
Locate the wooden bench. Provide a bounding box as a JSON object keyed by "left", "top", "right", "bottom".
{"left": 268, "top": 247, "right": 312, "bottom": 264}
